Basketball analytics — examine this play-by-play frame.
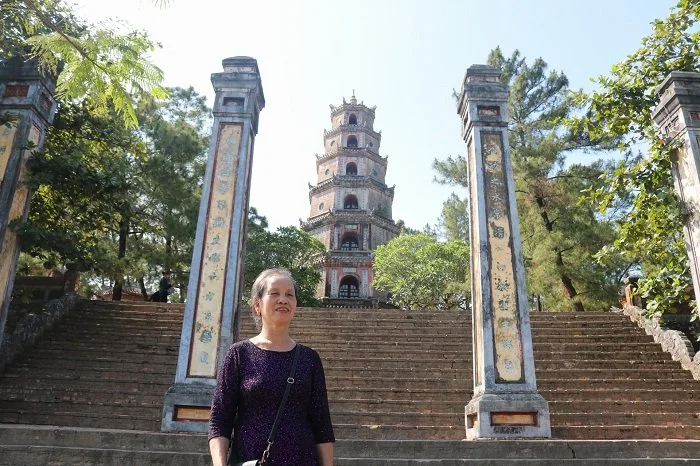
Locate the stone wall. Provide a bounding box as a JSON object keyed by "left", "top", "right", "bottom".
{"left": 621, "top": 304, "right": 700, "bottom": 380}
{"left": 0, "top": 293, "right": 82, "bottom": 374}
{"left": 370, "top": 223, "right": 398, "bottom": 248}
{"left": 309, "top": 191, "right": 335, "bottom": 217}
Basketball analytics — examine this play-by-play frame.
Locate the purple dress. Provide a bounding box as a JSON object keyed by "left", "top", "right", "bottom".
{"left": 208, "top": 341, "right": 335, "bottom": 465}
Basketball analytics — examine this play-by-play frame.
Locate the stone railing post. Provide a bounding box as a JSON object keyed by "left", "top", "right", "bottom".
{"left": 161, "top": 57, "right": 264, "bottom": 432}
{"left": 0, "top": 58, "right": 57, "bottom": 346}
{"left": 457, "top": 65, "right": 551, "bottom": 439}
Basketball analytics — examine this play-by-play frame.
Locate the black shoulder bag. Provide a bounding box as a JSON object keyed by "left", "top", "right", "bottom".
{"left": 230, "top": 344, "right": 301, "bottom": 466}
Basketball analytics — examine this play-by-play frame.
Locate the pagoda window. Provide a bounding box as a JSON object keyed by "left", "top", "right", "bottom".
{"left": 340, "top": 232, "right": 360, "bottom": 251}
{"left": 349, "top": 114, "right": 358, "bottom": 125}
{"left": 339, "top": 276, "right": 360, "bottom": 298}
{"left": 343, "top": 194, "right": 359, "bottom": 210}
{"left": 347, "top": 135, "right": 358, "bottom": 148}
{"left": 346, "top": 162, "right": 357, "bottom": 175}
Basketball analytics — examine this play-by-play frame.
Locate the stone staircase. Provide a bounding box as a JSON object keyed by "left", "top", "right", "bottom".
{"left": 1, "top": 300, "right": 700, "bottom": 464}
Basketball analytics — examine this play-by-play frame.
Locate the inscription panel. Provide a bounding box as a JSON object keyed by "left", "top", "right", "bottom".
{"left": 0, "top": 124, "right": 18, "bottom": 184}
{"left": 481, "top": 132, "right": 524, "bottom": 383}
{"left": 188, "top": 123, "right": 242, "bottom": 377}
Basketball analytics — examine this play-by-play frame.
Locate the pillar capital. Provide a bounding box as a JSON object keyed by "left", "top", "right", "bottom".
{"left": 211, "top": 57, "right": 265, "bottom": 133}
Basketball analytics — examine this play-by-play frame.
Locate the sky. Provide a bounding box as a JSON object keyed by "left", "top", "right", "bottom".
{"left": 73, "top": 0, "right": 678, "bottom": 231}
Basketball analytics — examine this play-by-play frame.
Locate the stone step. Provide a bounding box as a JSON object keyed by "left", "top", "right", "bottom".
{"left": 333, "top": 422, "right": 700, "bottom": 441}
{"left": 61, "top": 313, "right": 645, "bottom": 334}
{"left": 26, "top": 339, "right": 676, "bottom": 364}
{"left": 32, "top": 340, "right": 181, "bottom": 356}
{"left": 320, "top": 348, "right": 674, "bottom": 361}
{"left": 536, "top": 379, "right": 700, "bottom": 391}
{"left": 0, "top": 387, "right": 164, "bottom": 406}
{"left": 336, "top": 458, "right": 694, "bottom": 464}
{"left": 330, "top": 410, "right": 700, "bottom": 429}
{"left": 330, "top": 398, "right": 700, "bottom": 414}
{"left": 319, "top": 357, "right": 682, "bottom": 371}
{"left": 4, "top": 425, "right": 700, "bottom": 462}
{"left": 327, "top": 388, "right": 471, "bottom": 402}
{"left": 0, "top": 410, "right": 159, "bottom": 431}
{"left": 0, "top": 446, "right": 209, "bottom": 466}
{"left": 0, "top": 371, "right": 173, "bottom": 388}
{"left": 0, "top": 400, "right": 161, "bottom": 419}
{"left": 334, "top": 438, "right": 700, "bottom": 460}
{"left": 325, "top": 376, "right": 471, "bottom": 390}
{"left": 550, "top": 412, "right": 700, "bottom": 427}
{"left": 551, "top": 425, "right": 700, "bottom": 440}
{"left": 540, "top": 389, "right": 700, "bottom": 402}
{"left": 10, "top": 351, "right": 180, "bottom": 367}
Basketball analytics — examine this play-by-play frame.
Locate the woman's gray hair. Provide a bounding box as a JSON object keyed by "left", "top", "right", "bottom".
{"left": 250, "top": 268, "right": 296, "bottom": 329}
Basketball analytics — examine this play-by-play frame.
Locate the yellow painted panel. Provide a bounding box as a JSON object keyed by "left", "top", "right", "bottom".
{"left": 0, "top": 122, "right": 40, "bottom": 303}
{"left": 0, "top": 124, "right": 17, "bottom": 184}
{"left": 188, "top": 123, "right": 242, "bottom": 377}
{"left": 482, "top": 132, "right": 523, "bottom": 383}
{"left": 174, "top": 406, "right": 211, "bottom": 421}
{"left": 491, "top": 412, "right": 537, "bottom": 426}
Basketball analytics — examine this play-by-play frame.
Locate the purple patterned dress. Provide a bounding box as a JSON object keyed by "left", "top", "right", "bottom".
{"left": 208, "top": 341, "right": 335, "bottom": 465}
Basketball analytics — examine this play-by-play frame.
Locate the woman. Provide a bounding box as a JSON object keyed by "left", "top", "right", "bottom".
{"left": 208, "top": 269, "right": 335, "bottom": 466}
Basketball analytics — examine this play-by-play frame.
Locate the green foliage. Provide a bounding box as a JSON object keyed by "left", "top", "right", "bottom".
{"left": 244, "top": 226, "right": 326, "bottom": 307}
{"left": 394, "top": 219, "right": 421, "bottom": 236}
{"left": 20, "top": 102, "right": 148, "bottom": 271}
{"left": 573, "top": 0, "right": 700, "bottom": 316}
{"left": 1, "top": 0, "right": 166, "bottom": 128}
{"left": 20, "top": 87, "right": 210, "bottom": 301}
{"left": 438, "top": 193, "right": 469, "bottom": 242}
{"left": 373, "top": 234, "right": 470, "bottom": 310}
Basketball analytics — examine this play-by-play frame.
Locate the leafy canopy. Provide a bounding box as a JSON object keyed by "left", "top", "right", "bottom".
{"left": 2, "top": 0, "right": 167, "bottom": 127}
{"left": 244, "top": 226, "right": 326, "bottom": 307}
{"left": 572, "top": 0, "right": 700, "bottom": 315}
{"left": 373, "top": 233, "right": 470, "bottom": 311}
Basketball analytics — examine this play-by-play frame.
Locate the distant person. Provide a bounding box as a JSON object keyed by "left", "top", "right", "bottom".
{"left": 150, "top": 270, "right": 173, "bottom": 302}
{"left": 208, "top": 268, "right": 335, "bottom": 466}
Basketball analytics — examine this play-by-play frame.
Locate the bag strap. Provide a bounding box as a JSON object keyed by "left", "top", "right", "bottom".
{"left": 259, "top": 344, "right": 301, "bottom": 464}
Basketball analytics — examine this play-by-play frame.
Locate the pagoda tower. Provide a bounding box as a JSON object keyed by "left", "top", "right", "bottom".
{"left": 302, "top": 93, "right": 400, "bottom": 306}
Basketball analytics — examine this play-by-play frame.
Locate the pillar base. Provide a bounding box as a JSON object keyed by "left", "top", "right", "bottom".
{"left": 161, "top": 382, "right": 213, "bottom": 432}
{"left": 465, "top": 392, "right": 551, "bottom": 439}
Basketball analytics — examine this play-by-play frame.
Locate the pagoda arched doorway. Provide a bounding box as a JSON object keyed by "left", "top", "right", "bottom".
{"left": 339, "top": 275, "right": 360, "bottom": 298}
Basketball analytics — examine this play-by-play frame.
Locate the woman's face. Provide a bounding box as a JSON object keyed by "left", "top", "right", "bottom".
{"left": 255, "top": 274, "right": 297, "bottom": 328}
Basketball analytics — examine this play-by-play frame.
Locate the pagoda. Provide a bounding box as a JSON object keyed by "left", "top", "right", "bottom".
{"left": 302, "top": 93, "right": 400, "bottom": 306}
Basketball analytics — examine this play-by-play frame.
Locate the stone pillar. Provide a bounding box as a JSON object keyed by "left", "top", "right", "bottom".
{"left": 653, "top": 71, "right": 700, "bottom": 303}
{"left": 161, "top": 57, "right": 264, "bottom": 432}
{"left": 0, "top": 58, "right": 57, "bottom": 346}
{"left": 457, "top": 65, "right": 550, "bottom": 439}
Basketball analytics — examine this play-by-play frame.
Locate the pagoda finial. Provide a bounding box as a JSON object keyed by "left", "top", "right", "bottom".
{"left": 350, "top": 90, "right": 357, "bottom": 105}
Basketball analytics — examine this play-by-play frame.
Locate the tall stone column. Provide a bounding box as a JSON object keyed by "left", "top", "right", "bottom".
{"left": 653, "top": 71, "right": 700, "bottom": 302}
{"left": 162, "top": 57, "right": 264, "bottom": 432}
{"left": 0, "top": 58, "right": 57, "bottom": 346}
{"left": 458, "top": 65, "right": 550, "bottom": 439}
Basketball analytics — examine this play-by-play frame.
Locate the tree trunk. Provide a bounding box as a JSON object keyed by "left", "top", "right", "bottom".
{"left": 112, "top": 218, "right": 129, "bottom": 301}
{"left": 138, "top": 276, "right": 148, "bottom": 300}
{"left": 535, "top": 195, "right": 585, "bottom": 312}
{"left": 555, "top": 248, "right": 585, "bottom": 312}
